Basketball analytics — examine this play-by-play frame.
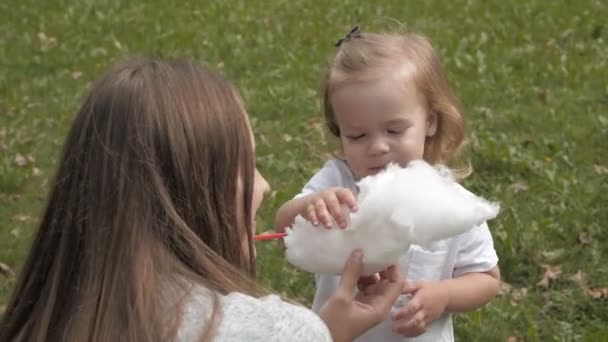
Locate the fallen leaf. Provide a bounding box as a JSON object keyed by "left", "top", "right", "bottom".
{"left": 259, "top": 134, "right": 270, "bottom": 147}
{"left": 38, "top": 31, "right": 58, "bottom": 52}
{"left": 0, "top": 262, "right": 15, "bottom": 278}
{"left": 577, "top": 232, "right": 593, "bottom": 245}
{"left": 475, "top": 106, "right": 493, "bottom": 116}
{"left": 509, "top": 181, "right": 529, "bottom": 193}
{"left": 305, "top": 117, "right": 323, "bottom": 130}
{"left": 72, "top": 71, "right": 83, "bottom": 80}
{"left": 10, "top": 228, "right": 20, "bottom": 238}
{"left": 12, "top": 214, "right": 33, "bottom": 222}
{"left": 537, "top": 264, "right": 562, "bottom": 289}
{"left": 541, "top": 249, "right": 565, "bottom": 262}
{"left": 587, "top": 287, "right": 608, "bottom": 299}
{"left": 570, "top": 270, "right": 588, "bottom": 289}
{"left": 14, "top": 153, "right": 28, "bottom": 166}
{"left": 9, "top": 193, "right": 21, "bottom": 201}
{"left": 594, "top": 164, "right": 608, "bottom": 175}
{"left": 499, "top": 282, "right": 512, "bottom": 296}
{"left": 282, "top": 133, "right": 292, "bottom": 142}
{"left": 511, "top": 287, "right": 528, "bottom": 302}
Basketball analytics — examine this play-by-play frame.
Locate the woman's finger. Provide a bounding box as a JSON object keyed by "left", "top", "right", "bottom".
{"left": 337, "top": 249, "right": 364, "bottom": 297}
{"left": 372, "top": 267, "right": 405, "bottom": 314}
{"left": 379, "top": 265, "right": 400, "bottom": 281}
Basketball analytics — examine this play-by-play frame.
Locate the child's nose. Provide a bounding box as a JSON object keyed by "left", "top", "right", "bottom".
{"left": 368, "top": 138, "right": 390, "bottom": 155}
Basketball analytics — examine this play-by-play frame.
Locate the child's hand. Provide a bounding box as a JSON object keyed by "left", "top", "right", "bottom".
{"left": 392, "top": 281, "right": 449, "bottom": 337}
{"left": 302, "top": 187, "right": 357, "bottom": 229}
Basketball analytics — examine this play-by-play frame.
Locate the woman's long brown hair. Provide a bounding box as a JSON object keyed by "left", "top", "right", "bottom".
{"left": 0, "top": 58, "right": 261, "bottom": 341}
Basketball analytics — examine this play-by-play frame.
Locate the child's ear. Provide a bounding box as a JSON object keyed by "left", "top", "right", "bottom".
{"left": 426, "top": 111, "right": 438, "bottom": 137}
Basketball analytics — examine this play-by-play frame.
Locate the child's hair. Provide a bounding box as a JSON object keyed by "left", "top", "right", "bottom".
{"left": 321, "top": 29, "right": 470, "bottom": 177}
{"left": 0, "top": 58, "right": 263, "bottom": 342}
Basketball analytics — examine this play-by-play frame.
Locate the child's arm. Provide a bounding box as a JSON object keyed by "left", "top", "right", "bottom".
{"left": 274, "top": 195, "right": 316, "bottom": 232}
{"left": 392, "top": 267, "right": 500, "bottom": 337}
{"left": 441, "top": 266, "right": 500, "bottom": 312}
{"left": 274, "top": 188, "right": 357, "bottom": 232}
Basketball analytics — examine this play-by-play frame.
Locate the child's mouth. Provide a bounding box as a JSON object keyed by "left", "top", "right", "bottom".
{"left": 368, "top": 165, "right": 386, "bottom": 173}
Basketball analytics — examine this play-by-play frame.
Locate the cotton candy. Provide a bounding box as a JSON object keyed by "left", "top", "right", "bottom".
{"left": 283, "top": 161, "right": 499, "bottom": 276}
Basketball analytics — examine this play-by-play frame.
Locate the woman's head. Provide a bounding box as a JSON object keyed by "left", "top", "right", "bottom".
{"left": 322, "top": 30, "right": 468, "bottom": 178}
{"left": 0, "top": 58, "right": 267, "bottom": 341}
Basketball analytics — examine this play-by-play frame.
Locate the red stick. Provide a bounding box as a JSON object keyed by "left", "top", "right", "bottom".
{"left": 253, "top": 232, "right": 287, "bottom": 241}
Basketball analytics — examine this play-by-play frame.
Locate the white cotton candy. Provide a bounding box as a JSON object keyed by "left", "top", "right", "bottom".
{"left": 283, "top": 161, "right": 500, "bottom": 276}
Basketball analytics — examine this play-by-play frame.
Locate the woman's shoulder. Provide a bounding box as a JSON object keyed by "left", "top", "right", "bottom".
{"left": 180, "top": 286, "right": 331, "bottom": 341}
{"left": 219, "top": 293, "right": 331, "bottom": 341}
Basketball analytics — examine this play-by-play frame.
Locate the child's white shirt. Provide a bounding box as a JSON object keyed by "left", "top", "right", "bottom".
{"left": 296, "top": 159, "right": 499, "bottom": 342}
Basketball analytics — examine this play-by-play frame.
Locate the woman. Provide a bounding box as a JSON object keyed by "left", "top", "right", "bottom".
{"left": 0, "top": 58, "right": 404, "bottom": 342}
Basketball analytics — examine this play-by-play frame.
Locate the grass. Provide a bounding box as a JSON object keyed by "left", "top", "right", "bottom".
{"left": 1, "top": 0, "right": 607, "bottom": 340}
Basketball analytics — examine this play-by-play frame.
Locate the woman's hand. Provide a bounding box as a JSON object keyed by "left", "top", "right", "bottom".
{"left": 319, "top": 250, "right": 405, "bottom": 342}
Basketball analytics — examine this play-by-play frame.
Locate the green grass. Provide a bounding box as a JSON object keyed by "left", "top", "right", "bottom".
{"left": 1, "top": 0, "right": 607, "bottom": 340}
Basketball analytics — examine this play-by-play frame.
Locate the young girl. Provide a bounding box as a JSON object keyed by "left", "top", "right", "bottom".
{"left": 0, "top": 58, "right": 405, "bottom": 342}
{"left": 275, "top": 28, "right": 501, "bottom": 341}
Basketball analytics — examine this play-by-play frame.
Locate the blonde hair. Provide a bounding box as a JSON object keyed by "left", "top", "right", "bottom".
{"left": 322, "top": 30, "right": 471, "bottom": 177}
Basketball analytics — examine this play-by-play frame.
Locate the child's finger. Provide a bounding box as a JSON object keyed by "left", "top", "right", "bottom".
{"left": 325, "top": 193, "right": 346, "bottom": 228}
{"left": 392, "top": 297, "right": 420, "bottom": 321}
{"left": 336, "top": 189, "right": 358, "bottom": 211}
{"left": 402, "top": 311, "right": 427, "bottom": 332}
{"left": 401, "top": 281, "right": 422, "bottom": 295}
{"left": 393, "top": 310, "right": 428, "bottom": 337}
{"left": 314, "top": 200, "right": 333, "bottom": 228}
{"left": 340, "top": 204, "right": 352, "bottom": 227}
{"left": 306, "top": 204, "right": 319, "bottom": 226}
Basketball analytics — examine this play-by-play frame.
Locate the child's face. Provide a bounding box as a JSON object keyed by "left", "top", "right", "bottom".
{"left": 331, "top": 75, "right": 436, "bottom": 179}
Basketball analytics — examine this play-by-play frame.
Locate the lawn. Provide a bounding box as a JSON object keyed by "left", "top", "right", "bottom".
{"left": 1, "top": 0, "right": 607, "bottom": 340}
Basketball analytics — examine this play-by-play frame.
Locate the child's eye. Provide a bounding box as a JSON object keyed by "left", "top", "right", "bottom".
{"left": 346, "top": 134, "right": 365, "bottom": 141}
{"left": 387, "top": 129, "right": 403, "bottom": 135}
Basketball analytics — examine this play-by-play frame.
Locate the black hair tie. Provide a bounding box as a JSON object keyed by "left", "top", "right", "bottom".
{"left": 335, "top": 26, "right": 361, "bottom": 47}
